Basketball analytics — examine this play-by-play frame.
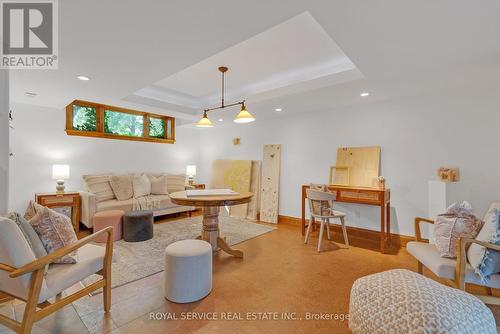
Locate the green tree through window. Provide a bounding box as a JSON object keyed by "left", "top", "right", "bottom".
{"left": 104, "top": 110, "right": 143, "bottom": 137}
{"left": 72, "top": 105, "right": 96, "bottom": 131}
{"left": 149, "top": 118, "right": 165, "bottom": 138}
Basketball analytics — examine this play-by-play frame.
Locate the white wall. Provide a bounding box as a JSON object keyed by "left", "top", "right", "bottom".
{"left": 0, "top": 70, "right": 8, "bottom": 214}
{"left": 9, "top": 103, "right": 200, "bottom": 213}
{"left": 198, "top": 87, "right": 500, "bottom": 236}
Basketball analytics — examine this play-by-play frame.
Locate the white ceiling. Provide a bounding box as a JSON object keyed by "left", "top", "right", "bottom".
{"left": 9, "top": 0, "right": 500, "bottom": 124}
{"left": 137, "top": 12, "right": 359, "bottom": 111}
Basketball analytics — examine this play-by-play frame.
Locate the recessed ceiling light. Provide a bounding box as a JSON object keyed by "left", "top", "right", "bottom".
{"left": 275, "top": 108, "right": 283, "bottom": 112}
{"left": 25, "top": 92, "right": 37, "bottom": 97}
{"left": 77, "top": 75, "right": 90, "bottom": 81}
{"left": 218, "top": 118, "right": 224, "bottom": 122}
{"left": 360, "top": 92, "right": 370, "bottom": 97}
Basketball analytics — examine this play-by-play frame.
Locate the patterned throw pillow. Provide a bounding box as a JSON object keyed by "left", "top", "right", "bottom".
{"left": 166, "top": 174, "right": 186, "bottom": 194}
{"left": 149, "top": 175, "right": 169, "bottom": 195}
{"left": 476, "top": 210, "right": 500, "bottom": 281}
{"left": 468, "top": 205, "right": 500, "bottom": 270}
{"left": 24, "top": 201, "right": 45, "bottom": 221}
{"left": 434, "top": 202, "right": 484, "bottom": 258}
{"left": 133, "top": 174, "right": 152, "bottom": 197}
{"left": 29, "top": 207, "right": 78, "bottom": 264}
{"left": 110, "top": 175, "right": 133, "bottom": 201}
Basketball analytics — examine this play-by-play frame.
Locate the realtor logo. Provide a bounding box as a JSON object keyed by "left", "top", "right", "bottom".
{"left": 1, "top": 0, "right": 58, "bottom": 69}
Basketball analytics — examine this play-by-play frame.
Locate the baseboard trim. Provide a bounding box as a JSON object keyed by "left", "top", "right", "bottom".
{"left": 278, "top": 215, "right": 414, "bottom": 249}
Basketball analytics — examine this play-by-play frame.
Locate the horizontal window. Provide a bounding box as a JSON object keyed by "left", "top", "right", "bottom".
{"left": 65, "top": 100, "right": 175, "bottom": 144}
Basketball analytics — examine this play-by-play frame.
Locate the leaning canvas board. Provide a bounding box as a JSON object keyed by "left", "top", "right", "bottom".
{"left": 247, "top": 160, "right": 262, "bottom": 220}
{"left": 335, "top": 146, "right": 380, "bottom": 188}
{"left": 260, "top": 144, "right": 281, "bottom": 224}
{"left": 210, "top": 160, "right": 252, "bottom": 218}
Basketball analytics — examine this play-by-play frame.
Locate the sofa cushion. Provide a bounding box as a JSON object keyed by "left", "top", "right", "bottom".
{"left": 133, "top": 174, "right": 151, "bottom": 197}
{"left": 97, "top": 198, "right": 134, "bottom": 213}
{"left": 406, "top": 241, "right": 500, "bottom": 288}
{"left": 29, "top": 207, "right": 78, "bottom": 264}
{"left": 166, "top": 174, "right": 186, "bottom": 193}
{"left": 468, "top": 202, "right": 500, "bottom": 269}
{"left": 83, "top": 174, "right": 116, "bottom": 202}
{"left": 149, "top": 175, "right": 169, "bottom": 195}
{"left": 110, "top": 175, "right": 133, "bottom": 201}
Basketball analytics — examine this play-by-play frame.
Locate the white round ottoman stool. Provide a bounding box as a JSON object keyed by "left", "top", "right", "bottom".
{"left": 164, "top": 239, "right": 212, "bottom": 303}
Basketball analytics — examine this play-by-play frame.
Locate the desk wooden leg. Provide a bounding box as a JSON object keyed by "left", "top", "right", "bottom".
{"left": 380, "top": 204, "right": 386, "bottom": 253}
{"left": 201, "top": 206, "right": 244, "bottom": 258}
{"left": 301, "top": 186, "right": 306, "bottom": 236}
{"left": 386, "top": 203, "right": 391, "bottom": 249}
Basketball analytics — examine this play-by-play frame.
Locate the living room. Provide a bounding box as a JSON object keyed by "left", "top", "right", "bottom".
{"left": 1, "top": 1, "right": 500, "bottom": 333}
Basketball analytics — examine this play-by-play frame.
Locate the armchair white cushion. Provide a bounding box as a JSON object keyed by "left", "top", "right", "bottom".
{"left": 0, "top": 217, "right": 109, "bottom": 303}
{"left": 407, "top": 241, "right": 500, "bottom": 288}
{"left": 0, "top": 217, "right": 115, "bottom": 333}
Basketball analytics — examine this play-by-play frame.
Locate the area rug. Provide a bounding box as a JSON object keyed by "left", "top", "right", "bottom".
{"left": 83, "top": 216, "right": 275, "bottom": 291}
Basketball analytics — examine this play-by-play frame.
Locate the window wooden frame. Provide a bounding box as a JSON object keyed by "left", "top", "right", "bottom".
{"left": 65, "top": 100, "right": 175, "bottom": 144}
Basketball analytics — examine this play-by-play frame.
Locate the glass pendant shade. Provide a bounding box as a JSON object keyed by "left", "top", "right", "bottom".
{"left": 233, "top": 105, "right": 255, "bottom": 123}
{"left": 196, "top": 113, "right": 214, "bottom": 127}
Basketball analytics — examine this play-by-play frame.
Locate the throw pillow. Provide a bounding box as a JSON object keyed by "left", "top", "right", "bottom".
{"left": 133, "top": 174, "right": 151, "bottom": 197}
{"left": 24, "top": 201, "right": 45, "bottom": 220}
{"left": 434, "top": 201, "right": 484, "bottom": 258}
{"left": 29, "top": 207, "right": 78, "bottom": 264}
{"left": 469, "top": 204, "right": 500, "bottom": 269}
{"left": 166, "top": 174, "right": 186, "bottom": 193}
{"left": 149, "top": 175, "right": 169, "bottom": 195}
{"left": 476, "top": 209, "right": 500, "bottom": 281}
{"left": 110, "top": 175, "right": 133, "bottom": 201}
{"left": 83, "top": 174, "right": 116, "bottom": 202}
{"left": 7, "top": 212, "right": 48, "bottom": 259}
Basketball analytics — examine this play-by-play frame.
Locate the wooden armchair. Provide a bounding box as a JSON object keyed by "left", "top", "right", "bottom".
{"left": 408, "top": 217, "right": 500, "bottom": 305}
{"left": 0, "top": 217, "right": 113, "bottom": 334}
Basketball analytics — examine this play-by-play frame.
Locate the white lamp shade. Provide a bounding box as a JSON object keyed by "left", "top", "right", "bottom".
{"left": 52, "top": 164, "right": 70, "bottom": 180}
{"left": 186, "top": 165, "right": 197, "bottom": 177}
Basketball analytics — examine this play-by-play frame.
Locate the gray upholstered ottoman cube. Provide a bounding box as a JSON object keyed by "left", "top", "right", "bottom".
{"left": 123, "top": 210, "right": 154, "bottom": 242}
{"left": 349, "top": 269, "right": 496, "bottom": 334}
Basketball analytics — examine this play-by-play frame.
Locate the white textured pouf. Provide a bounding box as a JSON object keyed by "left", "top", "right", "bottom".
{"left": 164, "top": 239, "right": 212, "bottom": 303}
{"left": 349, "top": 269, "right": 496, "bottom": 334}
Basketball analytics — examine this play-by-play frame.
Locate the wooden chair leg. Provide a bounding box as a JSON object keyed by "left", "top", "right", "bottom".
{"left": 103, "top": 230, "right": 113, "bottom": 313}
{"left": 326, "top": 219, "right": 331, "bottom": 240}
{"left": 340, "top": 216, "right": 349, "bottom": 248}
{"left": 317, "top": 220, "right": 325, "bottom": 253}
{"left": 304, "top": 217, "right": 314, "bottom": 244}
{"left": 20, "top": 269, "right": 44, "bottom": 334}
{"left": 417, "top": 261, "right": 423, "bottom": 274}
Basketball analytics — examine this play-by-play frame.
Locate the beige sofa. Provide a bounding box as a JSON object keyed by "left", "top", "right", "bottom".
{"left": 80, "top": 173, "right": 194, "bottom": 228}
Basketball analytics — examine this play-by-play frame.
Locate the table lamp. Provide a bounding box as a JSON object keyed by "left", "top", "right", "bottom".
{"left": 186, "top": 165, "right": 196, "bottom": 186}
{"left": 52, "top": 164, "right": 70, "bottom": 193}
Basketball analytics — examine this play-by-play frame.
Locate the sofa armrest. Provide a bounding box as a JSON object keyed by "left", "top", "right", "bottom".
{"left": 455, "top": 237, "right": 500, "bottom": 290}
{"left": 414, "top": 217, "right": 435, "bottom": 242}
{"left": 80, "top": 191, "right": 97, "bottom": 228}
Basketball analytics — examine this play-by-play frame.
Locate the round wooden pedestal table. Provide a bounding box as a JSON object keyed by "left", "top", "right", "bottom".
{"left": 169, "top": 191, "right": 253, "bottom": 258}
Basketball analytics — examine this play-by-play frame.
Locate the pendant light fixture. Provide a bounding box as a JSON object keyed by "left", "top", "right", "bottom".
{"left": 196, "top": 66, "right": 255, "bottom": 127}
